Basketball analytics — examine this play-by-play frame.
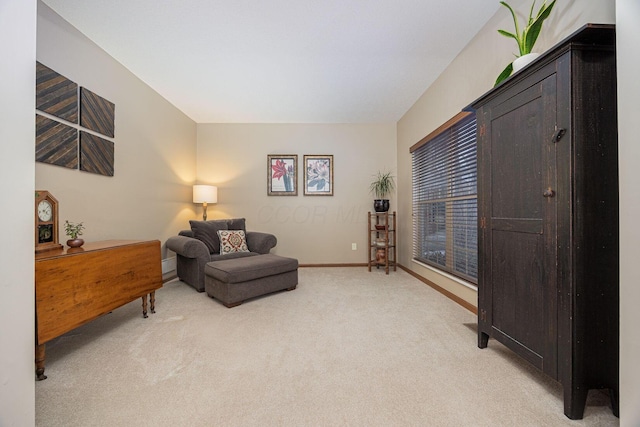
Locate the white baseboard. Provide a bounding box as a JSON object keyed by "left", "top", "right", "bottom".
{"left": 162, "top": 256, "right": 176, "bottom": 275}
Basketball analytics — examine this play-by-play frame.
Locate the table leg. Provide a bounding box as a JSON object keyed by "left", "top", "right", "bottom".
{"left": 35, "top": 344, "right": 47, "bottom": 381}
{"left": 150, "top": 291, "right": 156, "bottom": 314}
{"left": 141, "top": 295, "right": 148, "bottom": 318}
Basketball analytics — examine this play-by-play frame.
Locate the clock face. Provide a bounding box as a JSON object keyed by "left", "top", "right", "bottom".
{"left": 38, "top": 200, "right": 52, "bottom": 222}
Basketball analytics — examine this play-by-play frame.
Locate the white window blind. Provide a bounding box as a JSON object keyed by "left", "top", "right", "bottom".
{"left": 410, "top": 112, "right": 477, "bottom": 284}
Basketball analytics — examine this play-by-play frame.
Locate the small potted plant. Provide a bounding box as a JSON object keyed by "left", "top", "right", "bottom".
{"left": 64, "top": 220, "right": 85, "bottom": 248}
{"left": 370, "top": 171, "right": 395, "bottom": 212}
{"left": 495, "top": 0, "right": 556, "bottom": 86}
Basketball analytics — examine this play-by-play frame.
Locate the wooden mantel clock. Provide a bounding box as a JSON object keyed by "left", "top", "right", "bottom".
{"left": 35, "top": 190, "right": 63, "bottom": 253}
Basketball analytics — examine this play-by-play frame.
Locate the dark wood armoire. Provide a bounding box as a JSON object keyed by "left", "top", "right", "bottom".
{"left": 471, "top": 24, "right": 618, "bottom": 420}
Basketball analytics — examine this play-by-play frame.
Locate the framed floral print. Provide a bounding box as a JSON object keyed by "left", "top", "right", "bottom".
{"left": 303, "top": 155, "right": 333, "bottom": 196}
{"left": 268, "top": 154, "right": 297, "bottom": 196}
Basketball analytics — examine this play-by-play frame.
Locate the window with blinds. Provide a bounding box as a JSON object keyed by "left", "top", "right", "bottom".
{"left": 410, "top": 111, "right": 477, "bottom": 284}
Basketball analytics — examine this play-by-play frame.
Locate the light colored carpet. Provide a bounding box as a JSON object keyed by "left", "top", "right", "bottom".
{"left": 36, "top": 267, "right": 618, "bottom": 426}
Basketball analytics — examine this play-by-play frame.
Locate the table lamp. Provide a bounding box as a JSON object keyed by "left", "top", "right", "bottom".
{"left": 193, "top": 185, "right": 217, "bottom": 221}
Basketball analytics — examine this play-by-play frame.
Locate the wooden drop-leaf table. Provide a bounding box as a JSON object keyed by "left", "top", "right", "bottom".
{"left": 35, "top": 240, "right": 163, "bottom": 380}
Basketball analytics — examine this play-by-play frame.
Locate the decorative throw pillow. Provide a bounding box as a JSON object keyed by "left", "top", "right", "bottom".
{"left": 217, "top": 230, "right": 249, "bottom": 254}
{"left": 189, "top": 220, "right": 228, "bottom": 254}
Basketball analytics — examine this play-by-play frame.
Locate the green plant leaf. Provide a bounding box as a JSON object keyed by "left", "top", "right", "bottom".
{"left": 499, "top": 1, "right": 524, "bottom": 54}
{"left": 497, "top": 29, "right": 518, "bottom": 41}
{"left": 527, "top": 0, "right": 537, "bottom": 26}
{"left": 523, "top": 0, "right": 555, "bottom": 53}
{"left": 494, "top": 62, "right": 514, "bottom": 87}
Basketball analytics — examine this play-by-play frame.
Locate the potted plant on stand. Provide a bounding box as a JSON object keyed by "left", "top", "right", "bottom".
{"left": 64, "top": 220, "right": 85, "bottom": 248}
{"left": 370, "top": 171, "right": 395, "bottom": 212}
{"left": 494, "top": 0, "right": 556, "bottom": 86}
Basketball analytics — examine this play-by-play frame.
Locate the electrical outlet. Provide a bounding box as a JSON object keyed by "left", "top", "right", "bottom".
{"left": 352, "top": 243, "right": 357, "bottom": 250}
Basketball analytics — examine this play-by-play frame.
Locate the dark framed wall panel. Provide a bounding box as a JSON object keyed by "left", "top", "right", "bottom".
{"left": 36, "top": 62, "right": 78, "bottom": 123}
{"left": 35, "top": 114, "right": 78, "bottom": 169}
{"left": 80, "top": 87, "right": 115, "bottom": 137}
{"left": 80, "top": 131, "right": 114, "bottom": 176}
{"left": 35, "top": 62, "right": 116, "bottom": 177}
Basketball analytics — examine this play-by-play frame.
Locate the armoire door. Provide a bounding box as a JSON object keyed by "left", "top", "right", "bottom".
{"left": 478, "top": 72, "right": 559, "bottom": 379}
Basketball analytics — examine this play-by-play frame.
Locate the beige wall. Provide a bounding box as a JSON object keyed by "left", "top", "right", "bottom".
{"left": 5, "top": 1, "right": 635, "bottom": 425}
{"left": 0, "top": 1, "right": 37, "bottom": 425}
{"left": 196, "top": 123, "right": 396, "bottom": 264}
{"left": 36, "top": 3, "right": 197, "bottom": 258}
{"left": 396, "top": 0, "right": 616, "bottom": 307}
{"left": 617, "top": 1, "right": 640, "bottom": 424}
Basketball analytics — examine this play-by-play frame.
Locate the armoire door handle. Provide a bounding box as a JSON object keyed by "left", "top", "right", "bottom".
{"left": 552, "top": 128, "right": 566, "bottom": 143}
{"left": 543, "top": 188, "right": 555, "bottom": 198}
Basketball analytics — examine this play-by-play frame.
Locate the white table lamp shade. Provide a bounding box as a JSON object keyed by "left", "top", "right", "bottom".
{"left": 193, "top": 185, "right": 218, "bottom": 204}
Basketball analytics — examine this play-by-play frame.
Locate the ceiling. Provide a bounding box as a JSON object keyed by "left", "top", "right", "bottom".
{"left": 42, "top": 0, "right": 500, "bottom": 124}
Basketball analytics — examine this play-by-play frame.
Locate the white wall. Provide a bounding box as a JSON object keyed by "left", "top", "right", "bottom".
{"left": 617, "top": 1, "right": 640, "bottom": 424}
{"left": 397, "top": 0, "right": 616, "bottom": 307}
{"left": 0, "top": 0, "right": 37, "bottom": 425}
{"left": 196, "top": 123, "right": 396, "bottom": 264}
{"left": 36, "top": 3, "right": 197, "bottom": 258}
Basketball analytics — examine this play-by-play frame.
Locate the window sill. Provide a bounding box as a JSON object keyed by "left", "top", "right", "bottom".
{"left": 411, "top": 259, "right": 478, "bottom": 292}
